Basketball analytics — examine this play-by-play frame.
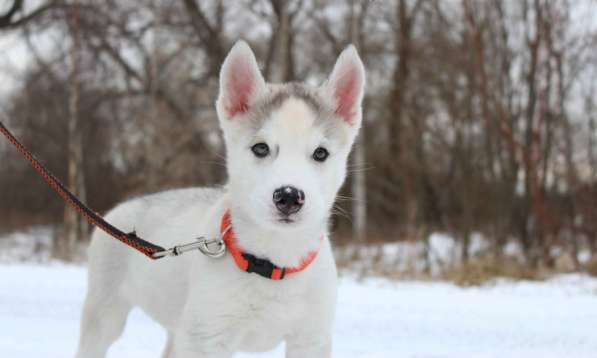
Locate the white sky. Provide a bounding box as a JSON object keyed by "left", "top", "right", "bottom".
{"left": 0, "top": 2, "right": 34, "bottom": 96}
{"left": 0, "top": 32, "right": 28, "bottom": 98}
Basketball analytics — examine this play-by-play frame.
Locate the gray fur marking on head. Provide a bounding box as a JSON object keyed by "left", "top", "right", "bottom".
{"left": 246, "top": 82, "right": 336, "bottom": 132}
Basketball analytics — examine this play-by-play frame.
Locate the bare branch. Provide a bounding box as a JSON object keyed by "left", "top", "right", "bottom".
{"left": 181, "top": 0, "right": 225, "bottom": 73}
{"left": 0, "top": 0, "right": 23, "bottom": 27}
{"left": 0, "top": 0, "right": 75, "bottom": 30}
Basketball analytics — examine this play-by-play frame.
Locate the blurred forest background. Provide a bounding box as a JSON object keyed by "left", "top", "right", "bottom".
{"left": 1, "top": 0, "right": 597, "bottom": 279}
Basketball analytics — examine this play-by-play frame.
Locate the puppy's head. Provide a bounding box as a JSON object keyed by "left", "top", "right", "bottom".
{"left": 216, "top": 41, "right": 365, "bottom": 231}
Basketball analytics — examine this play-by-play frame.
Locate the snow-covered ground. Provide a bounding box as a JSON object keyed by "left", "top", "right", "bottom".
{"left": 1, "top": 226, "right": 591, "bottom": 276}
{"left": 335, "top": 232, "right": 592, "bottom": 277}
{"left": 1, "top": 263, "right": 597, "bottom": 357}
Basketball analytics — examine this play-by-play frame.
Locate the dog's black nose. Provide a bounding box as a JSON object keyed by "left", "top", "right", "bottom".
{"left": 273, "top": 186, "right": 305, "bottom": 215}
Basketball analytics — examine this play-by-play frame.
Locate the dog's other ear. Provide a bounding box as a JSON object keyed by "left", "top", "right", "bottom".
{"left": 217, "top": 41, "right": 266, "bottom": 119}
{"left": 324, "top": 45, "right": 366, "bottom": 126}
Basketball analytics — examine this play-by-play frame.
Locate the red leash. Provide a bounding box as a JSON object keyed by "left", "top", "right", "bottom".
{"left": 0, "top": 121, "right": 167, "bottom": 259}
{"left": 1, "top": 121, "right": 319, "bottom": 278}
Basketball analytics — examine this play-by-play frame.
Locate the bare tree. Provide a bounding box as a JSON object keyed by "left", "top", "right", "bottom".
{"left": 348, "top": 0, "right": 367, "bottom": 242}
{"left": 264, "top": 0, "right": 302, "bottom": 82}
{"left": 0, "top": 0, "right": 61, "bottom": 30}
{"left": 2, "top": 0, "right": 597, "bottom": 272}
{"left": 55, "top": 0, "right": 87, "bottom": 260}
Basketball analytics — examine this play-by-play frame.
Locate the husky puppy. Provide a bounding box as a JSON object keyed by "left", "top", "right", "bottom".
{"left": 75, "top": 41, "right": 365, "bottom": 358}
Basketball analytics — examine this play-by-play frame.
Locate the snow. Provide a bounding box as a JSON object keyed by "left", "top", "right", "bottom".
{"left": 0, "top": 226, "right": 55, "bottom": 263}
{"left": 1, "top": 264, "right": 597, "bottom": 357}
{"left": 335, "top": 232, "right": 500, "bottom": 277}
{"left": 336, "top": 232, "right": 594, "bottom": 277}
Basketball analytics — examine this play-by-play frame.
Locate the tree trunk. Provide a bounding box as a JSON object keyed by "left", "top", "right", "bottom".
{"left": 265, "top": 0, "right": 295, "bottom": 83}
{"left": 388, "top": 0, "right": 420, "bottom": 232}
{"left": 55, "top": 0, "right": 87, "bottom": 261}
{"left": 350, "top": 0, "right": 366, "bottom": 242}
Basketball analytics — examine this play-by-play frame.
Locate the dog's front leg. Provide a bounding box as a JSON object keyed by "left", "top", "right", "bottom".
{"left": 286, "top": 333, "right": 333, "bottom": 358}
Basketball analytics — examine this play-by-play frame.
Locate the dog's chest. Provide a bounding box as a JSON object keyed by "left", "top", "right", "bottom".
{"left": 231, "top": 277, "right": 307, "bottom": 351}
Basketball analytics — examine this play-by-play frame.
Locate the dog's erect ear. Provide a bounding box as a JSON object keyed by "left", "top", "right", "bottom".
{"left": 217, "top": 41, "right": 266, "bottom": 119}
{"left": 324, "top": 45, "right": 365, "bottom": 126}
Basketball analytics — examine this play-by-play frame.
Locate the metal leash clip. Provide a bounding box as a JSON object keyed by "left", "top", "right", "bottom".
{"left": 152, "top": 236, "right": 226, "bottom": 259}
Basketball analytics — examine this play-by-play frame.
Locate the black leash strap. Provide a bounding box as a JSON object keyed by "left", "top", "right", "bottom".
{"left": 0, "top": 121, "right": 167, "bottom": 259}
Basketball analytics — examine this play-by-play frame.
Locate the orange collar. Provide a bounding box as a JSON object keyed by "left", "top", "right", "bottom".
{"left": 220, "top": 210, "right": 320, "bottom": 280}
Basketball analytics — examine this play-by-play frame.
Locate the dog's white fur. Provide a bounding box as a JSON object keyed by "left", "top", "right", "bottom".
{"left": 75, "top": 41, "right": 365, "bottom": 358}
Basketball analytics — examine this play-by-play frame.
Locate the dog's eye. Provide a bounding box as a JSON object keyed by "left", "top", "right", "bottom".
{"left": 312, "top": 147, "right": 329, "bottom": 162}
{"left": 251, "top": 143, "right": 270, "bottom": 158}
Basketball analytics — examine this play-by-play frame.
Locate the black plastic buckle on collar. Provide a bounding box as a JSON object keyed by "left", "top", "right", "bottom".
{"left": 242, "top": 253, "right": 285, "bottom": 280}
